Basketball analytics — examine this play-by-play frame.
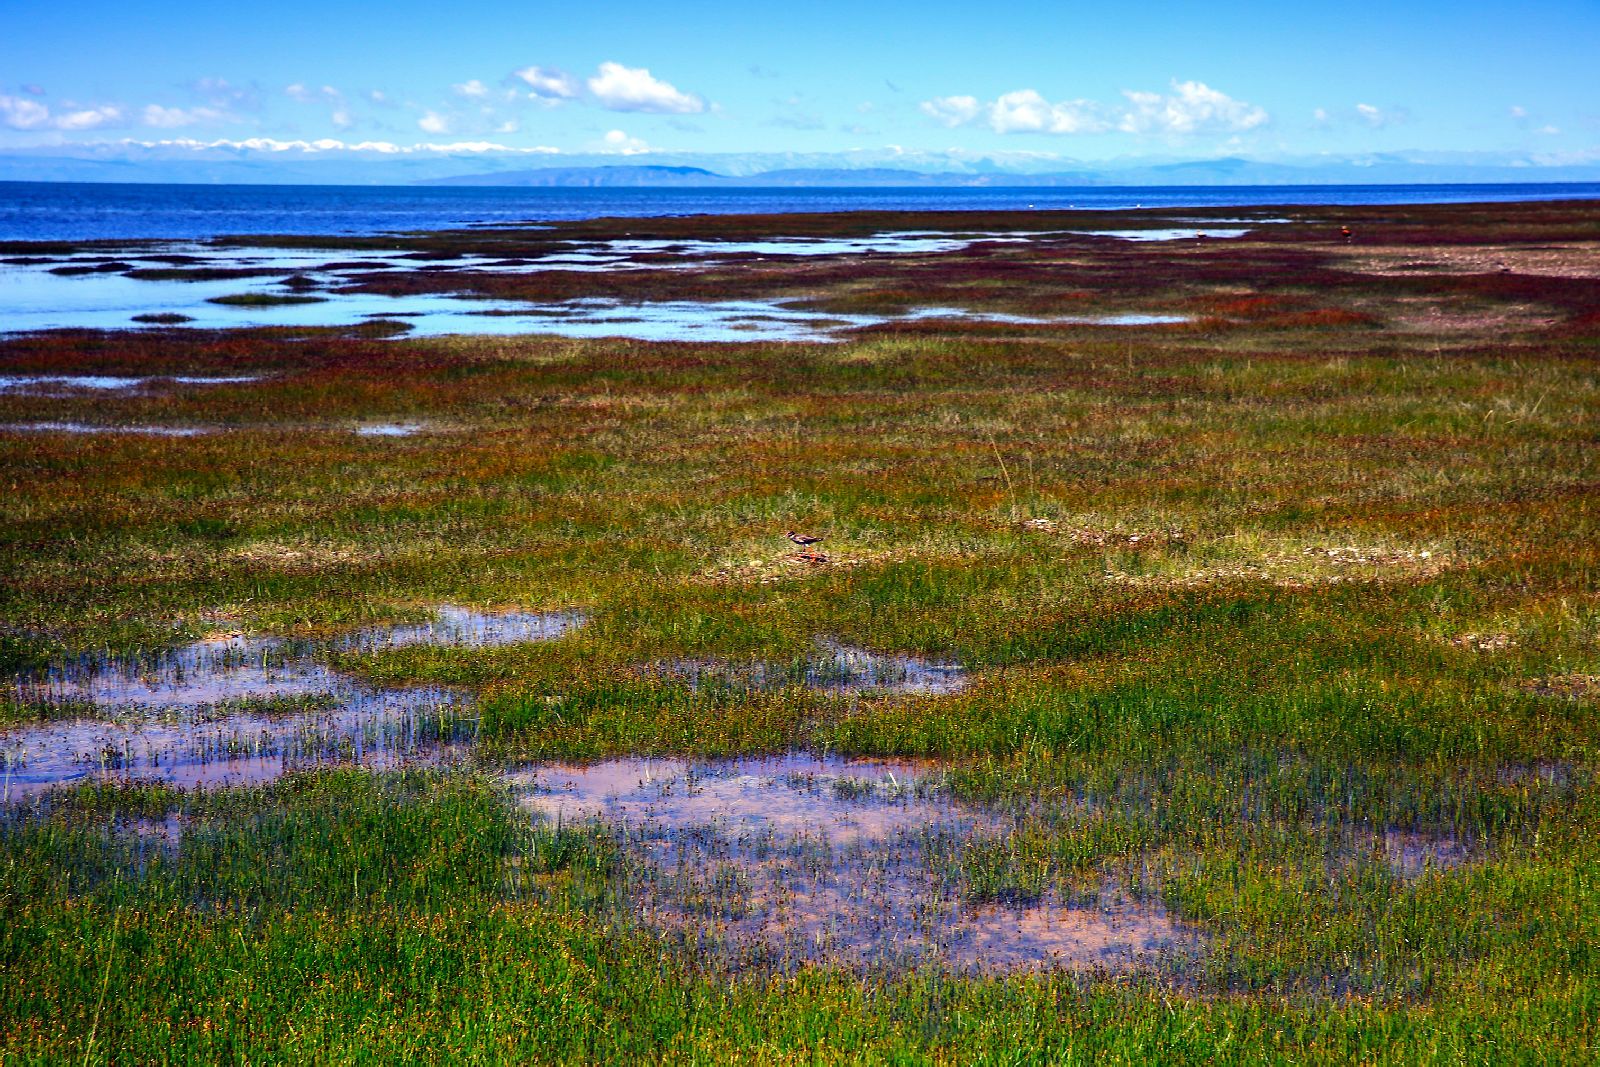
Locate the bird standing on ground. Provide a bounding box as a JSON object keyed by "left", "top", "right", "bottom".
{"left": 786, "top": 530, "right": 824, "bottom": 547}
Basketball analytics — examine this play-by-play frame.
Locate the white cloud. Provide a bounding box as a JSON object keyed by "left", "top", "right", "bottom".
{"left": 1539, "top": 124, "right": 1561, "bottom": 135}
{"left": 919, "top": 80, "right": 1262, "bottom": 137}
{"left": 1510, "top": 105, "right": 1528, "bottom": 119}
{"left": 990, "top": 90, "right": 1107, "bottom": 134}
{"left": 127, "top": 136, "right": 562, "bottom": 155}
{"left": 453, "top": 79, "right": 490, "bottom": 98}
{"left": 1352, "top": 102, "right": 1407, "bottom": 128}
{"left": 514, "top": 66, "right": 580, "bottom": 100}
{"left": 920, "top": 95, "right": 980, "bottom": 128}
{"left": 0, "top": 94, "right": 52, "bottom": 129}
{"left": 1119, "top": 80, "right": 1267, "bottom": 134}
{"left": 417, "top": 111, "right": 451, "bottom": 135}
{"left": 54, "top": 106, "right": 125, "bottom": 130}
{"left": 2, "top": 96, "right": 125, "bottom": 131}
{"left": 599, "top": 128, "right": 650, "bottom": 154}
{"left": 142, "top": 104, "right": 224, "bottom": 128}
{"left": 587, "top": 62, "right": 704, "bottom": 114}
{"left": 331, "top": 107, "right": 353, "bottom": 129}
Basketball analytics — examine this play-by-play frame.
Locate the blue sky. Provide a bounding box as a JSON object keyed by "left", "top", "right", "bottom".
{"left": 3, "top": 0, "right": 1595, "bottom": 167}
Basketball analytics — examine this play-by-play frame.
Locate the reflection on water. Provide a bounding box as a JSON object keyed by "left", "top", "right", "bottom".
{"left": 353, "top": 422, "right": 426, "bottom": 437}
{"left": 652, "top": 639, "right": 968, "bottom": 696}
{"left": 335, "top": 606, "right": 587, "bottom": 651}
{"left": 1, "top": 233, "right": 1196, "bottom": 340}
{"left": 1, "top": 606, "right": 585, "bottom": 796}
{"left": 510, "top": 755, "right": 1193, "bottom": 973}
{"left": 0, "top": 375, "right": 260, "bottom": 394}
{"left": 1070, "top": 228, "right": 1251, "bottom": 241}
{"left": 904, "top": 307, "right": 1191, "bottom": 327}
{"left": 0, "top": 422, "right": 209, "bottom": 436}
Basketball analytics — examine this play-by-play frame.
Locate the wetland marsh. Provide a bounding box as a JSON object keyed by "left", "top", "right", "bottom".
{"left": 2, "top": 197, "right": 1598, "bottom": 1061}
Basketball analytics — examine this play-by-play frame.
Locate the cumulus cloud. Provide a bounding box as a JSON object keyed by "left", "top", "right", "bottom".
{"left": 920, "top": 79, "right": 1264, "bottom": 137}
{"left": 0, "top": 94, "right": 51, "bottom": 129}
{"left": 514, "top": 65, "right": 580, "bottom": 100}
{"left": 587, "top": 62, "right": 704, "bottom": 114}
{"left": 990, "top": 90, "right": 1107, "bottom": 134}
{"left": 418, "top": 110, "right": 451, "bottom": 135}
{"left": 1, "top": 95, "right": 124, "bottom": 131}
{"left": 1119, "top": 81, "right": 1267, "bottom": 134}
{"left": 54, "top": 106, "right": 125, "bottom": 130}
{"left": 1510, "top": 105, "right": 1528, "bottom": 119}
{"left": 599, "top": 128, "right": 651, "bottom": 154}
{"left": 453, "top": 79, "right": 490, "bottom": 98}
{"left": 920, "top": 95, "right": 981, "bottom": 128}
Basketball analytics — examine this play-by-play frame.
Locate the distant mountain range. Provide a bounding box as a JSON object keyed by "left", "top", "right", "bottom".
{"left": 419, "top": 161, "right": 1600, "bottom": 189}
{"left": 2, "top": 142, "right": 1598, "bottom": 187}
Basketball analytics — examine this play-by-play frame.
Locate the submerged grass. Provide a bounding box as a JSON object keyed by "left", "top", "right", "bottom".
{"left": 1, "top": 199, "right": 1598, "bottom": 1060}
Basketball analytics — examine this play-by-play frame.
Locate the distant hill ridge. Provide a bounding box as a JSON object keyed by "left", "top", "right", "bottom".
{"left": 418, "top": 160, "right": 1600, "bottom": 189}
{"left": 3, "top": 149, "right": 1599, "bottom": 187}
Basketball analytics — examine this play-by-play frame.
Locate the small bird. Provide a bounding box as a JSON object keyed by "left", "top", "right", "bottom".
{"left": 786, "top": 530, "right": 824, "bottom": 547}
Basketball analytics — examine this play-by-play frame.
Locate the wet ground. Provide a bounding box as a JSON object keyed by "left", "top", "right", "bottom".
{"left": 1, "top": 617, "right": 969, "bottom": 796}
{"left": 0, "top": 422, "right": 211, "bottom": 436}
{"left": 0, "top": 374, "right": 261, "bottom": 394}
{"left": 1, "top": 606, "right": 584, "bottom": 796}
{"left": 509, "top": 755, "right": 1193, "bottom": 974}
{"left": 649, "top": 640, "right": 968, "bottom": 696}
{"left": 0, "top": 226, "right": 1213, "bottom": 339}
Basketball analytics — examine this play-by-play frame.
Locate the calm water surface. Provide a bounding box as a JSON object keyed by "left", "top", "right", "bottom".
{"left": 4, "top": 181, "right": 1598, "bottom": 241}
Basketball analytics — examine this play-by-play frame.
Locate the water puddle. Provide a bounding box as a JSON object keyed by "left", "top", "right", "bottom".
{"left": 1, "top": 606, "right": 584, "bottom": 796}
{"left": 595, "top": 232, "right": 1028, "bottom": 259}
{"left": 353, "top": 422, "right": 427, "bottom": 437}
{"left": 1069, "top": 228, "right": 1251, "bottom": 242}
{"left": 0, "top": 375, "right": 259, "bottom": 394}
{"left": 0, "top": 268, "right": 884, "bottom": 340}
{"left": 459, "top": 298, "right": 878, "bottom": 343}
{"left": 1381, "top": 829, "right": 1474, "bottom": 879}
{"left": 0, "top": 422, "right": 210, "bottom": 437}
{"left": 652, "top": 640, "right": 967, "bottom": 696}
{"left": 0, "top": 684, "right": 467, "bottom": 797}
{"left": 2, "top": 232, "right": 1191, "bottom": 341}
{"left": 509, "top": 755, "right": 1192, "bottom": 973}
{"left": 335, "top": 606, "right": 586, "bottom": 650}
{"left": 902, "top": 307, "right": 1191, "bottom": 327}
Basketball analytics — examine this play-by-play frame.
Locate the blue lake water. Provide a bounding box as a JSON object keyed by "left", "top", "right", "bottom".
{"left": 3, "top": 180, "right": 1598, "bottom": 242}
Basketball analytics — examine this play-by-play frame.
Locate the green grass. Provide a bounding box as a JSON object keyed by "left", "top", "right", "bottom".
{"left": 2, "top": 198, "right": 1598, "bottom": 1061}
